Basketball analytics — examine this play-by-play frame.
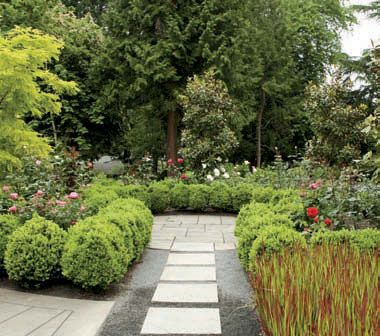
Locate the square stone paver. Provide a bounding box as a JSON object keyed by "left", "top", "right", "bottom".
{"left": 141, "top": 307, "right": 221, "bottom": 334}
{"left": 215, "top": 242, "right": 236, "bottom": 250}
{"left": 160, "top": 228, "right": 188, "bottom": 236}
{"left": 160, "top": 266, "right": 216, "bottom": 281}
{"left": 179, "top": 215, "right": 199, "bottom": 224}
{"left": 198, "top": 216, "right": 222, "bottom": 225}
{"left": 176, "top": 237, "right": 224, "bottom": 243}
{"left": 148, "top": 239, "right": 173, "bottom": 250}
{"left": 152, "top": 283, "right": 218, "bottom": 303}
{"left": 167, "top": 253, "right": 215, "bottom": 265}
{"left": 171, "top": 242, "right": 214, "bottom": 252}
{"left": 206, "top": 225, "right": 235, "bottom": 233}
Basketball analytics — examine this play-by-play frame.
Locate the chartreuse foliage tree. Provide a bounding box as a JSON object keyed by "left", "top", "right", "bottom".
{"left": 94, "top": 0, "right": 242, "bottom": 162}
{"left": 0, "top": 27, "right": 77, "bottom": 175}
{"left": 180, "top": 70, "right": 238, "bottom": 172}
{"left": 0, "top": 0, "right": 104, "bottom": 156}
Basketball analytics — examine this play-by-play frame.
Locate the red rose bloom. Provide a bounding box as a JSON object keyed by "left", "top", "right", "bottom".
{"left": 307, "top": 207, "right": 319, "bottom": 218}
{"left": 314, "top": 217, "right": 319, "bottom": 223}
{"left": 167, "top": 159, "right": 174, "bottom": 165}
{"left": 324, "top": 218, "right": 332, "bottom": 226}
{"left": 180, "top": 173, "right": 188, "bottom": 180}
{"left": 177, "top": 158, "right": 184, "bottom": 164}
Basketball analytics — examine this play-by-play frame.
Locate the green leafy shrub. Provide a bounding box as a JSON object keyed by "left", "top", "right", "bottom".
{"left": 248, "top": 225, "right": 307, "bottom": 272}
{"left": 0, "top": 215, "right": 20, "bottom": 270}
{"left": 147, "top": 182, "right": 171, "bottom": 213}
{"left": 236, "top": 213, "right": 294, "bottom": 270}
{"left": 61, "top": 219, "right": 129, "bottom": 290}
{"left": 251, "top": 187, "right": 277, "bottom": 203}
{"left": 188, "top": 184, "right": 211, "bottom": 211}
{"left": 4, "top": 216, "right": 66, "bottom": 287}
{"left": 209, "top": 182, "right": 231, "bottom": 211}
{"left": 310, "top": 228, "right": 380, "bottom": 252}
{"left": 82, "top": 183, "right": 119, "bottom": 214}
{"left": 170, "top": 183, "right": 190, "bottom": 209}
{"left": 121, "top": 185, "right": 151, "bottom": 207}
{"left": 230, "top": 184, "right": 254, "bottom": 212}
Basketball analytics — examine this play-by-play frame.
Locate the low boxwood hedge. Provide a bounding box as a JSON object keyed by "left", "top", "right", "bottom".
{"left": 0, "top": 214, "right": 21, "bottom": 271}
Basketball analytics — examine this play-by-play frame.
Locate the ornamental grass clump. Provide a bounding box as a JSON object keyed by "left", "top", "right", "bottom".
{"left": 253, "top": 244, "right": 379, "bottom": 336}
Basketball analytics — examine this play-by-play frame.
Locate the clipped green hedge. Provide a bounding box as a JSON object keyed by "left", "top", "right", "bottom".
{"left": 310, "top": 228, "right": 380, "bottom": 252}
{"left": 0, "top": 215, "right": 20, "bottom": 271}
{"left": 5, "top": 216, "right": 66, "bottom": 287}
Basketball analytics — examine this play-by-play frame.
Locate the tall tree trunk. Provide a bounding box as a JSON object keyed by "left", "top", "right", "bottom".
{"left": 256, "top": 90, "right": 266, "bottom": 168}
{"left": 167, "top": 109, "right": 177, "bottom": 161}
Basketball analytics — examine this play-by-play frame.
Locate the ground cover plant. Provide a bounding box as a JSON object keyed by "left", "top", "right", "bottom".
{"left": 252, "top": 245, "right": 379, "bottom": 336}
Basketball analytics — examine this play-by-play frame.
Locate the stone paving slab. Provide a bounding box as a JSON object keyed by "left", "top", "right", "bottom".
{"left": 148, "top": 240, "right": 174, "bottom": 250}
{"left": 160, "top": 266, "right": 216, "bottom": 281}
{"left": 176, "top": 237, "right": 224, "bottom": 243}
{"left": 141, "top": 307, "right": 221, "bottom": 334}
{"left": 171, "top": 242, "right": 214, "bottom": 252}
{"left": 167, "top": 253, "right": 215, "bottom": 265}
{"left": 0, "top": 288, "right": 114, "bottom": 336}
{"left": 215, "top": 243, "right": 236, "bottom": 250}
{"left": 152, "top": 283, "right": 218, "bottom": 303}
{"left": 198, "top": 216, "right": 222, "bottom": 225}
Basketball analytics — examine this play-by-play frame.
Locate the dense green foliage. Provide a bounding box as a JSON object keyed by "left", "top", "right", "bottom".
{"left": 4, "top": 216, "right": 66, "bottom": 287}
{"left": 0, "top": 215, "right": 20, "bottom": 270}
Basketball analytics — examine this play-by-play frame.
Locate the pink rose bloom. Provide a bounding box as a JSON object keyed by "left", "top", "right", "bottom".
{"left": 56, "top": 200, "right": 67, "bottom": 207}
{"left": 35, "top": 160, "right": 42, "bottom": 166}
{"left": 35, "top": 190, "right": 44, "bottom": 197}
{"left": 309, "top": 183, "right": 318, "bottom": 190}
{"left": 10, "top": 193, "right": 18, "bottom": 200}
{"left": 8, "top": 205, "right": 17, "bottom": 213}
{"left": 2, "top": 185, "right": 10, "bottom": 193}
{"left": 68, "top": 192, "right": 79, "bottom": 199}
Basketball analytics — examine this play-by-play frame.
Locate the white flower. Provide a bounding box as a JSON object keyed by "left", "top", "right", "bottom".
{"left": 244, "top": 160, "right": 250, "bottom": 165}
{"left": 221, "top": 167, "right": 226, "bottom": 173}
{"left": 207, "top": 175, "right": 214, "bottom": 181}
{"left": 202, "top": 163, "right": 207, "bottom": 169}
{"left": 213, "top": 168, "right": 220, "bottom": 177}
{"left": 252, "top": 166, "right": 257, "bottom": 173}
{"left": 237, "top": 172, "right": 241, "bottom": 176}
{"left": 223, "top": 172, "right": 230, "bottom": 179}
{"left": 216, "top": 156, "right": 222, "bottom": 162}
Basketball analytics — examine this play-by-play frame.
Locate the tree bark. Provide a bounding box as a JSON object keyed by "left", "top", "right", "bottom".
{"left": 167, "top": 109, "right": 177, "bottom": 162}
{"left": 256, "top": 89, "right": 266, "bottom": 168}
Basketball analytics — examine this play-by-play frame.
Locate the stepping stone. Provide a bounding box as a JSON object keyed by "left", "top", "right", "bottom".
{"left": 171, "top": 242, "right": 214, "bottom": 252}
{"left": 167, "top": 253, "right": 215, "bottom": 265}
{"left": 148, "top": 240, "right": 173, "bottom": 250}
{"left": 160, "top": 266, "right": 216, "bottom": 281}
{"left": 152, "top": 283, "right": 218, "bottom": 303}
{"left": 141, "top": 307, "right": 221, "bottom": 334}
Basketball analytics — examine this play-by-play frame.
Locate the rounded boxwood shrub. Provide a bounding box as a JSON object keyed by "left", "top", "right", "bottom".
{"left": 209, "top": 182, "right": 231, "bottom": 211}
{"left": 82, "top": 183, "right": 119, "bottom": 214}
{"left": 148, "top": 182, "right": 171, "bottom": 213}
{"left": 188, "top": 184, "right": 211, "bottom": 211}
{"left": 170, "top": 183, "right": 190, "bottom": 209}
{"left": 61, "top": 219, "right": 129, "bottom": 290}
{"left": 0, "top": 215, "right": 21, "bottom": 270}
{"left": 4, "top": 216, "right": 66, "bottom": 287}
{"left": 122, "top": 185, "right": 151, "bottom": 208}
{"left": 248, "top": 225, "right": 306, "bottom": 272}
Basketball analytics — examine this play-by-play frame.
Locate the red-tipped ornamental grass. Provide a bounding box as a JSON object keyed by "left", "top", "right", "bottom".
{"left": 252, "top": 244, "right": 379, "bottom": 336}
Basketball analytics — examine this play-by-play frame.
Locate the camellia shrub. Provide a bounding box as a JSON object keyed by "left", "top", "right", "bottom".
{"left": 4, "top": 216, "right": 66, "bottom": 287}
{"left": 0, "top": 215, "right": 21, "bottom": 270}
{"left": 61, "top": 219, "right": 129, "bottom": 290}
{"left": 253, "top": 245, "right": 379, "bottom": 335}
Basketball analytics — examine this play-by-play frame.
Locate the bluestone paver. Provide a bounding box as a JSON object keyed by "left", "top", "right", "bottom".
{"left": 141, "top": 307, "right": 221, "bottom": 334}
{"left": 152, "top": 283, "right": 218, "bottom": 303}
{"left": 171, "top": 242, "right": 214, "bottom": 252}
{"left": 167, "top": 253, "right": 215, "bottom": 265}
{"left": 160, "top": 266, "right": 216, "bottom": 281}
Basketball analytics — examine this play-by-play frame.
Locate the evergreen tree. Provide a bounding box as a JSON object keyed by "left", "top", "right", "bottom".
{"left": 94, "top": 0, "right": 242, "bottom": 162}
